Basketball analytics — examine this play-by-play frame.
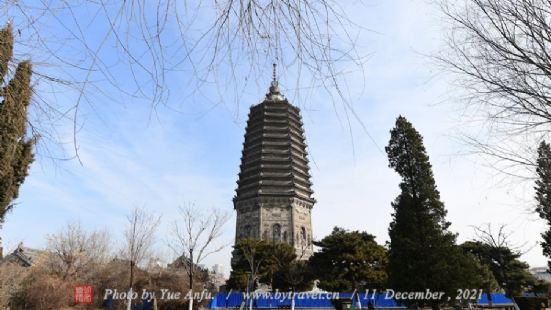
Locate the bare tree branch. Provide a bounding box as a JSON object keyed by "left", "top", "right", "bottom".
{"left": 1, "top": 0, "right": 368, "bottom": 160}
{"left": 170, "top": 203, "right": 229, "bottom": 309}
{"left": 47, "top": 220, "right": 111, "bottom": 280}
{"left": 438, "top": 0, "right": 551, "bottom": 178}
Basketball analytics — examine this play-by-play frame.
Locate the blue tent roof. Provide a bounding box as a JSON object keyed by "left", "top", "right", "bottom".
{"left": 210, "top": 291, "right": 245, "bottom": 308}
{"left": 207, "top": 292, "right": 404, "bottom": 309}
{"left": 363, "top": 292, "right": 403, "bottom": 308}
{"left": 476, "top": 293, "right": 514, "bottom": 305}
{"left": 207, "top": 292, "right": 513, "bottom": 309}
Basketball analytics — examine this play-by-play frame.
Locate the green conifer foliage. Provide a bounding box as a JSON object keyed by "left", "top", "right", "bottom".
{"left": 385, "top": 116, "right": 473, "bottom": 308}
{"left": 308, "top": 227, "right": 388, "bottom": 291}
{"left": 0, "top": 23, "right": 34, "bottom": 224}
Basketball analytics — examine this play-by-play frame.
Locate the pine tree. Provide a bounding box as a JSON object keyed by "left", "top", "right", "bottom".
{"left": 0, "top": 23, "right": 34, "bottom": 225}
{"left": 535, "top": 141, "right": 551, "bottom": 271}
{"left": 461, "top": 241, "right": 533, "bottom": 297}
{"left": 385, "top": 116, "right": 474, "bottom": 308}
{"left": 309, "top": 227, "right": 387, "bottom": 291}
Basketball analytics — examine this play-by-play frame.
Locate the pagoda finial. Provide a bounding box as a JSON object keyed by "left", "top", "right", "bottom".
{"left": 267, "top": 63, "right": 284, "bottom": 101}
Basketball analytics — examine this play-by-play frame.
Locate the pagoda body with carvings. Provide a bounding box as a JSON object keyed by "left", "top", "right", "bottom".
{"left": 234, "top": 70, "right": 315, "bottom": 259}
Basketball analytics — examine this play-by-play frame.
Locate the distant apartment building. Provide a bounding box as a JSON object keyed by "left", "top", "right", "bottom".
{"left": 213, "top": 264, "right": 225, "bottom": 276}
{"left": 530, "top": 267, "right": 551, "bottom": 282}
{"left": 209, "top": 264, "right": 226, "bottom": 291}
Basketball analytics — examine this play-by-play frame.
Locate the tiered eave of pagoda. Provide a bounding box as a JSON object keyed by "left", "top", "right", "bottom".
{"left": 234, "top": 93, "right": 314, "bottom": 205}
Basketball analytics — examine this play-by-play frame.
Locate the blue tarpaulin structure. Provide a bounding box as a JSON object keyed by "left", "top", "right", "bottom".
{"left": 208, "top": 291, "right": 403, "bottom": 308}
{"left": 208, "top": 292, "right": 514, "bottom": 309}
{"left": 476, "top": 293, "right": 514, "bottom": 306}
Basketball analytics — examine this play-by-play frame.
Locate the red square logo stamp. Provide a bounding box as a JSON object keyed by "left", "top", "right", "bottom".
{"left": 74, "top": 284, "right": 94, "bottom": 304}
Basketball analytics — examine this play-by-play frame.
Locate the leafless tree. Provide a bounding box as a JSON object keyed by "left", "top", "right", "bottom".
{"left": 47, "top": 220, "right": 110, "bottom": 280}
{"left": 439, "top": 0, "right": 551, "bottom": 178}
{"left": 121, "top": 206, "right": 161, "bottom": 309}
{"left": 241, "top": 239, "right": 267, "bottom": 288}
{"left": 472, "top": 223, "right": 513, "bottom": 249}
{"left": 471, "top": 223, "right": 534, "bottom": 254}
{"left": 0, "top": 262, "right": 29, "bottom": 309}
{"left": 2, "top": 0, "right": 367, "bottom": 160}
{"left": 171, "top": 204, "right": 229, "bottom": 310}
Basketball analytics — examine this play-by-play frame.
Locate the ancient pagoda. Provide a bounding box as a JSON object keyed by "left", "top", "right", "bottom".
{"left": 234, "top": 65, "right": 315, "bottom": 259}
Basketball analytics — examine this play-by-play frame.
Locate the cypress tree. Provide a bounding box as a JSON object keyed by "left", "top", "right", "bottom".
{"left": 0, "top": 23, "right": 34, "bottom": 225}
{"left": 535, "top": 141, "right": 551, "bottom": 271}
{"left": 385, "top": 116, "right": 465, "bottom": 308}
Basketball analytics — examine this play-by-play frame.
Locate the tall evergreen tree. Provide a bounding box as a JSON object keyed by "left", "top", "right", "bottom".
{"left": 385, "top": 116, "right": 476, "bottom": 308}
{"left": 535, "top": 141, "right": 551, "bottom": 271}
{"left": 0, "top": 23, "right": 34, "bottom": 225}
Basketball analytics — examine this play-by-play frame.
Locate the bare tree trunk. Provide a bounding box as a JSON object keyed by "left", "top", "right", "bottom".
{"left": 127, "top": 260, "right": 135, "bottom": 310}
{"left": 188, "top": 250, "right": 194, "bottom": 310}
{"left": 129, "top": 260, "right": 135, "bottom": 289}
{"left": 290, "top": 288, "right": 295, "bottom": 310}
{"left": 126, "top": 289, "right": 132, "bottom": 310}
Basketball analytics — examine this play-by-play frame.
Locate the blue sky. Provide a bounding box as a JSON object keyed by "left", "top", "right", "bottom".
{"left": 2, "top": 0, "right": 547, "bottom": 272}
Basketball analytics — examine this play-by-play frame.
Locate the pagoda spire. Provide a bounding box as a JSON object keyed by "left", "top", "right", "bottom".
{"left": 266, "top": 63, "right": 284, "bottom": 101}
